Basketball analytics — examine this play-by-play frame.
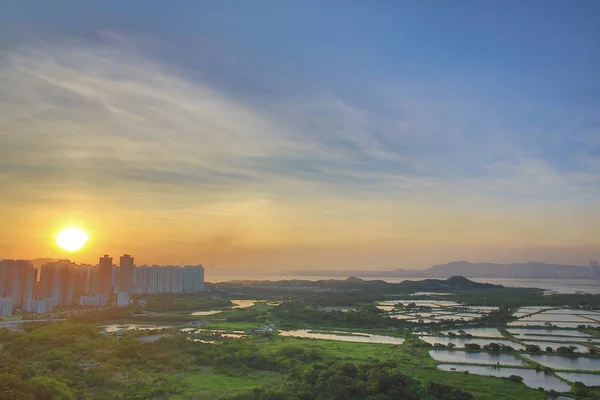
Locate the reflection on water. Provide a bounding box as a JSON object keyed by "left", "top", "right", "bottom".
{"left": 556, "top": 372, "right": 600, "bottom": 387}
{"left": 231, "top": 300, "right": 257, "bottom": 309}
{"left": 508, "top": 328, "right": 594, "bottom": 338}
{"left": 509, "top": 321, "right": 600, "bottom": 328}
{"left": 190, "top": 299, "right": 271, "bottom": 316}
{"left": 319, "top": 306, "right": 356, "bottom": 312}
{"left": 378, "top": 300, "right": 460, "bottom": 307}
{"left": 508, "top": 335, "right": 598, "bottom": 344}
{"left": 437, "top": 364, "right": 571, "bottom": 392}
{"left": 409, "top": 292, "right": 452, "bottom": 296}
{"left": 190, "top": 328, "right": 247, "bottom": 340}
{"left": 388, "top": 314, "right": 414, "bottom": 320}
{"left": 190, "top": 310, "right": 222, "bottom": 316}
{"left": 521, "top": 341, "right": 588, "bottom": 353}
{"left": 442, "top": 328, "right": 504, "bottom": 338}
{"left": 279, "top": 329, "right": 405, "bottom": 345}
{"left": 545, "top": 309, "right": 600, "bottom": 316}
{"left": 521, "top": 354, "right": 600, "bottom": 371}
{"left": 102, "top": 324, "right": 171, "bottom": 333}
{"left": 419, "top": 336, "right": 524, "bottom": 350}
{"left": 429, "top": 350, "right": 527, "bottom": 366}
{"left": 192, "top": 338, "right": 217, "bottom": 344}
{"left": 520, "top": 314, "right": 594, "bottom": 323}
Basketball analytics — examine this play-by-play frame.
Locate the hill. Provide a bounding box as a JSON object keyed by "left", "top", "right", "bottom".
{"left": 290, "top": 261, "right": 594, "bottom": 279}
{"left": 425, "top": 261, "right": 591, "bottom": 278}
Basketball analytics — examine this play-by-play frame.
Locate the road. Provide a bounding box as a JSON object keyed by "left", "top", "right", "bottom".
{"left": 0, "top": 318, "right": 66, "bottom": 327}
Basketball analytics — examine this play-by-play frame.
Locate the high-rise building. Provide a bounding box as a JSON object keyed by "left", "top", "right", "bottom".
{"left": 79, "top": 293, "right": 108, "bottom": 307}
{"left": 74, "top": 264, "right": 91, "bottom": 296}
{"left": 39, "top": 260, "right": 77, "bottom": 307}
{"left": 97, "top": 255, "right": 113, "bottom": 295}
{"left": 27, "top": 297, "right": 53, "bottom": 314}
{"left": 117, "top": 291, "right": 130, "bottom": 306}
{"left": 183, "top": 265, "right": 204, "bottom": 292}
{"left": 148, "top": 266, "right": 159, "bottom": 294}
{"left": 118, "top": 254, "right": 134, "bottom": 293}
{"left": 125, "top": 263, "right": 204, "bottom": 294}
{"left": 0, "top": 260, "right": 37, "bottom": 309}
{"left": 0, "top": 297, "right": 13, "bottom": 316}
{"left": 133, "top": 266, "right": 151, "bottom": 294}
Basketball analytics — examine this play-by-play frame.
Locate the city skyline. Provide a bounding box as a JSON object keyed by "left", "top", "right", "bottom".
{"left": 0, "top": 254, "right": 205, "bottom": 314}
{"left": 1, "top": 2, "right": 599, "bottom": 269}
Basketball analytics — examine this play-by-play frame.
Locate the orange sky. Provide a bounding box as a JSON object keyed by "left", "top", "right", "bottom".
{"left": 1, "top": 35, "right": 599, "bottom": 270}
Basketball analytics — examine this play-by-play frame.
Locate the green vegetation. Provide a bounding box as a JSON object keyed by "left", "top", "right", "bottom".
{"left": 172, "top": 370, "right": 285, "bottom": 400}
{"left": 143, "top": 295, "right": 232, "bottom": 313}
{"left": 0, "top": 320, "right": 552, "bottom": 400}
{"left": 3, "top": 277, "right": 600, "bottom": 399}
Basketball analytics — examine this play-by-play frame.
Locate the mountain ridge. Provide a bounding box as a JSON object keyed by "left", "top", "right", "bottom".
{"left": 291, "top": 261, "right": 597, "bottom": 279}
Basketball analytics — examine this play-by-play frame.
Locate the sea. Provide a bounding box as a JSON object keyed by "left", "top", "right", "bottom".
{"left": 204, "top": 274, "right": 600, "bottom": 295}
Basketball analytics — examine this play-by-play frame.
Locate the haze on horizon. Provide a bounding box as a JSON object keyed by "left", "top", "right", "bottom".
{"left": 1, "top": 1, "right": 599, "bottom": 270}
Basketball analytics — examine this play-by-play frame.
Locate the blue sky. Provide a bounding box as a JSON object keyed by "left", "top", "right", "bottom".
{"left": 0, "top": 1, "right": 599, "bottom": 268}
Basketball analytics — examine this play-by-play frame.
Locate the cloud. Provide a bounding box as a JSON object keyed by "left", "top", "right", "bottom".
{"left": 0, "top": 33, "right": 598, "bottom": 266}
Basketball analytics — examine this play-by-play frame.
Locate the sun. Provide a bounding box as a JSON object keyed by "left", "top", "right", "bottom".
{"left": 56, "top": 228, "right": 88, "bottom": 252}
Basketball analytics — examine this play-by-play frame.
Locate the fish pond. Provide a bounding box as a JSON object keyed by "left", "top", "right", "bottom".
{"left": 437, "top": 364, "right": 571, "bottom": 392}
{"left": 521, "top": 354, "right": 600, "bottom": 371}
{"left": 556, "top": 372, "right": 600, "bottom": 387}
{"left": 419, "top": 336, "right": 524, "bottom": 350}
{"left": 442, "top": 327, "right": 504, "bottom": 338}
{"left": 521, "top": 341, "right": 589, "bottom": 353}
{"left": 102, "top": 324, "right": 172, "bottom": 333}
{"left": 278, "top": 329, "right": 405, "bottom": 345}
{"left": 429, "top": 350, "right": 528, "bottom": 366}
{"left": 507, "top": 328, "right": 594, "bottom": 338}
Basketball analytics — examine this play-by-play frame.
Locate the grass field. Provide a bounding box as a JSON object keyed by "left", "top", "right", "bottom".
{"left": 102, "top": 302, "right": 570, "bottom": 399}
{"left": 198, "top": 321, "right": 259, "bottom": 330}
{"left": 173, "top": 369, "right": 285, "bottom": 400}
{"left": 255, "top": 337, "right": 546, "bottom": 400}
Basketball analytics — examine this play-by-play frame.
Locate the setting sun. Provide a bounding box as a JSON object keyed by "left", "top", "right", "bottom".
{"left": 56, "top": 227, "right": 88, "bottom": 252}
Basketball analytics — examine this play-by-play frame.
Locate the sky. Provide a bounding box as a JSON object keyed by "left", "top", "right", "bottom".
{"left": 0, "top": 1, "right": 599, "bottom": 270}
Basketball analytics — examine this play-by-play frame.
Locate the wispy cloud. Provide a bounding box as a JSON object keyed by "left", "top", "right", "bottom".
{"left": 0, "top": 33, "right": 598, "bottom": 266}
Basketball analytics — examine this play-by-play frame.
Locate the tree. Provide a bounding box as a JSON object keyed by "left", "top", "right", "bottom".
{"left": 26, "top": 376, "right": 74, "bottom": 400}
{"left": 464, "top": 343, "right": 481, "bottom": 350}
{"left": 572, "top": 381, "right": 589, "bottom": 396}
{"left": 0, "top": 373, "right": 34, "bottom": 400}
{"left": 556, "top": 346, "right": 574, "bottom": 355}
{"left": 483, "top": 343, "right": 500, "bottom": 352}
{"left": 525, "top": 344, "right": 541, "bottom": 353}
{"left": 424, "top": 382, "right": 474, "bottom": 400}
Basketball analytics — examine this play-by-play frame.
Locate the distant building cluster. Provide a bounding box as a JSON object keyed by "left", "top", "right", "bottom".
{"left": 0, "top": 260, "right": 36, "bottom": 314}
{"left": 591, "top": 260, "right": 600, "bottom": 278}
{"left": 133, "top": 265, "right": 205, "bottom": 294}
{"left": 0, "top": 255, "right": 204, "bottom": 315}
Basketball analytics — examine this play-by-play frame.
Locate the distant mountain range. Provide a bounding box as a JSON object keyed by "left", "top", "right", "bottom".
{"left": 3, "top": 258, "right": 597, "bottom": 279}
{"left": 291, "top": 261, "right": 598, "bottom": 279}
{"left": 213, "top": 275, "right": 500, "bottom": 294}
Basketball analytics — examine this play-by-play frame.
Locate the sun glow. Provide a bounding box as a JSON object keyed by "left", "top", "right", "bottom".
{"left": 56, "top": 227, "right": 88, "bottom": 252}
